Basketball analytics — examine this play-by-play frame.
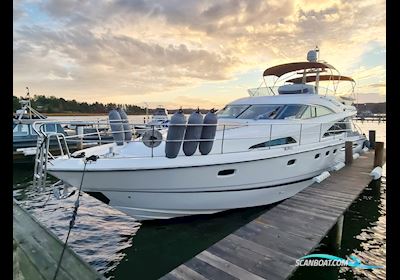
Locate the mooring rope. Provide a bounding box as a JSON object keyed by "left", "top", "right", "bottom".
{"left": 52, "top": 155, "right": 98, "bottom": 280}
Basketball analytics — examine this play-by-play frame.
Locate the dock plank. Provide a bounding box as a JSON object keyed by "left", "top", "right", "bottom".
{"left": 13, "top": 200, "right": 105, "bottom": 280}
{"left": 161, "top": 150, "right": 380, "bottom": 280}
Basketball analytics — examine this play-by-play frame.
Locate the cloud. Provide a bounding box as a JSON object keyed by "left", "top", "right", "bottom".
{"left": 13, "top": 0, "right": 386, "bottom": 106}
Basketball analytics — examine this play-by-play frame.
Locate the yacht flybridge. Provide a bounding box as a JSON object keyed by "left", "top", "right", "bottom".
{"left": 35, "top": 48, "right": 368, "bottom": 220}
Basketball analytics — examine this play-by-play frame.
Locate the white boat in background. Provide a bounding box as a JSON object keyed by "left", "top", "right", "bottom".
{"left": 148, "top": 107, "right": 169, "bottom": 126}
{"left": 37, "top": 48, "right": 368, "bottom": 220}
{"left": 135, "top": 106, "right": 169, "bottom": 135}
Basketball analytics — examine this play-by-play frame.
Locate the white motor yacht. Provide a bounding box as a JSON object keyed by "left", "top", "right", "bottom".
{"left": 43, "top": 49, "right": 367, "bottom": 220}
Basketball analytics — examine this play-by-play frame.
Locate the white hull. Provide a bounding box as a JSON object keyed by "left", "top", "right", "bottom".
{"left": 103, "top": 179, "right": 315, "bottom": 220}
{"left": 49, "top": 142, "right": 352, "bottom": 220}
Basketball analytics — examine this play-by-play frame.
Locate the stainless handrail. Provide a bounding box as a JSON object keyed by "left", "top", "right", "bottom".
{"left": 32, "top": 119, "right": 358, "bottom": 160}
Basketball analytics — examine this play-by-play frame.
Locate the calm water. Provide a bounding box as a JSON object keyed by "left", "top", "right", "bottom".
{"left": 13, "top": 119, "right": 386, "bottom": 279}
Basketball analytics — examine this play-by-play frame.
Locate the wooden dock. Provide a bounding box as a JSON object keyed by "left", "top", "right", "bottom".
{"left": 161, "top": 150, "right": 383, "bottom": 280}
{"left": 13, "top": 200, "right": 106, "bottom": 280}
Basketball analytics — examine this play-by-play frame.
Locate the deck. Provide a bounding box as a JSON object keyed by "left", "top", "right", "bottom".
{"left": 13, "top": 200, "right": 106, "bottom": 280}
{"left": 161, "top": 150, "right": 382, "bottom": 280}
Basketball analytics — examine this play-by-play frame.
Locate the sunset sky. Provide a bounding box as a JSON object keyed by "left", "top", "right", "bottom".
{"left": 13, "top": 0, "right": 386, "bottom": 109}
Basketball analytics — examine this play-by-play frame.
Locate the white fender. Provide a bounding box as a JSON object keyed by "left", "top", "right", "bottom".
{"left": 370, "top": 166, "right": 383, "bottom": 180}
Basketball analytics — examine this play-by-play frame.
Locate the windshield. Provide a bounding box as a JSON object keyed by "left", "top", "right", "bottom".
{"left": 217, "top": 105, "right": 250, "bottom": 118}
{"left": 237, "top": 105, "right": 283, "bottom": 119}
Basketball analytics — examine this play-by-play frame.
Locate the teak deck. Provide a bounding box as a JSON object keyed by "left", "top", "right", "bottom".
{"left": 161, "top": 150, "right": 380, "bottom": 280}
{"left": 13, "top": 200, "right": 105, "bottom": 280}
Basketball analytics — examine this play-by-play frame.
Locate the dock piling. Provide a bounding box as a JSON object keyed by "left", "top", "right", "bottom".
{"left": 345, "top": 141, "right": 353, "bottom": 165}
{"left": 369, "top": 130, "right": 376, "bottom": 149}
{"left": 333, "top": 215, "right": 344, "bottom": 250}
{"left": 374, "top": 142, "right": 384, "bottom": 167}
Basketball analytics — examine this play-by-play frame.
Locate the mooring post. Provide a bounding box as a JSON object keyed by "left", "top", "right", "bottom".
{"left": 76, "top": 126, "right": 84, "bottom": 150}
{"left": 369, "top": 130, "right": 376, "bottom": 149}
{"left": 374, "top": 141, "right": 384, "bottom": 167}
{"left": 345, "top": 141, "right": 353, "bottom": 165}
{"left": 334, "top": 215, "right": 344, "bottom": 250}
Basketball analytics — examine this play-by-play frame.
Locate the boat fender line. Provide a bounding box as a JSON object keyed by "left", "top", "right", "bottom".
{"left": 183, "top": 109, "right": 203, "bottom": 156}
{"left": 353, "top": 153, "right": 360, "bottom": 160}
{"left": 109, "top": 109, "right": 125, "bottom": 146}
{"left": 331, "top": 161, "right": 345, "bottom": 171}
{"left": 165, "top": 109, "right": 187, "bottom": 158}
{"left": 53, "top": 155, "right": 97, "bottom": 280}
{"left": 117, "top": 107, "right": 132, "bottom": 141}
{"left": 199, "top": 109, "right": 218, "bottom": 155}
{"left": 370, "top": 166, "right": 383, "bottom": 180}
{"left": 313, "top": 171, "right": 331, "bottom": 183}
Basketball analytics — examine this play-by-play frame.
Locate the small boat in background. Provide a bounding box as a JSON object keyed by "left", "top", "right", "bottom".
{"left": 13, "top": 90, "right": 68, "bottom": 160}
{"left": 135, "top": 106, "right": 170, "bottom": 136}
{"left": 13, "top": 89, "right": 115, "bottom": 161}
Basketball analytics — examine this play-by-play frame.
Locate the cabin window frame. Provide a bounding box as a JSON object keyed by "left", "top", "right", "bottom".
{"left": 249, "top": 137, "right": 297, "bottom": 149}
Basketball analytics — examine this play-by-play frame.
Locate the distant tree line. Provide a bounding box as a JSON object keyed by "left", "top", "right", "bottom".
{"left": 13, "top": 95, "right": 214, "bottom": 115}
{"left": 13, "top": 95, "right": 147, "bottom": 115}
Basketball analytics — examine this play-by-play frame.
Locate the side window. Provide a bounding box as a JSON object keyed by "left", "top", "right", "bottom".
{"left": 249, "top": 137, "right": 297, "bottom": 149}
{"left": 323, "top": 119, "right": 348, "bottom": 137}
{"left": 56, "top": 124, "right": 64, "bottom": 133}
{"left": 13, "top": 124, "right": 30, "bottom": 136}
{"left": 277, "top": 105, "right": 306, "bottom": 119}
{"left": 316, "top": 105, "right": 333, "bottom": 117}
{"left": 300, "top": 106, "right": 312, "bottom": 119}
{"left": 44, "top": 124, "right": 56, "bottom": 132}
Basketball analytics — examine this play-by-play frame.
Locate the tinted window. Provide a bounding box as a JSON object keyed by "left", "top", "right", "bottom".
{"left": 13, "top": 124, "right": 30, "bottom": 136}
{"left": 56, "top": 124, "right": 64, "bottom": 133}
{"left": 217, "top": 105, "right": 250, "bottom": 118}
{"left": 238, "top": 105, "right": 282, "bottom": 119}
{"left": 44, "top": 124, "right": 56, "bottom": 132}
{"left": 277, "top": 105, "right": 306, "bottom": 119}
{"left": 249, "top": 137, "right": 296, "bottom": 149}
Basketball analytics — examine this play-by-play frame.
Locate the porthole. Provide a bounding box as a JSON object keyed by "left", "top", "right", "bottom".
{"left": 315, "top": 153, "right": 320, "bottom": 159}
{"left": 287, "top": 159, "right": 296, "bottom": 165}
{"left": 325, "top": 151, "right": 330, "bottom": 156}
{"left": 333, "top": 149, "right": 337, "bottom": 154}
{"left": 218, "top": 169, "right": 235, "bottom": 176}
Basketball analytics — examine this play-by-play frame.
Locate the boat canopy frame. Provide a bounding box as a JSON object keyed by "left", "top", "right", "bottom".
{"left": 258, "top": 60, "right": 355, "bottom": 100}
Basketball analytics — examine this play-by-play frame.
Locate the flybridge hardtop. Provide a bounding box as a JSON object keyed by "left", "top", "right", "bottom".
{"left": 33, "top": 48, "right": 367, "bottom": 220}
{"left": 249, "top": 48, "right": 356, "bottom": 99}
{"left": 263, "top": 61, "right": 336, "bottom": 77}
